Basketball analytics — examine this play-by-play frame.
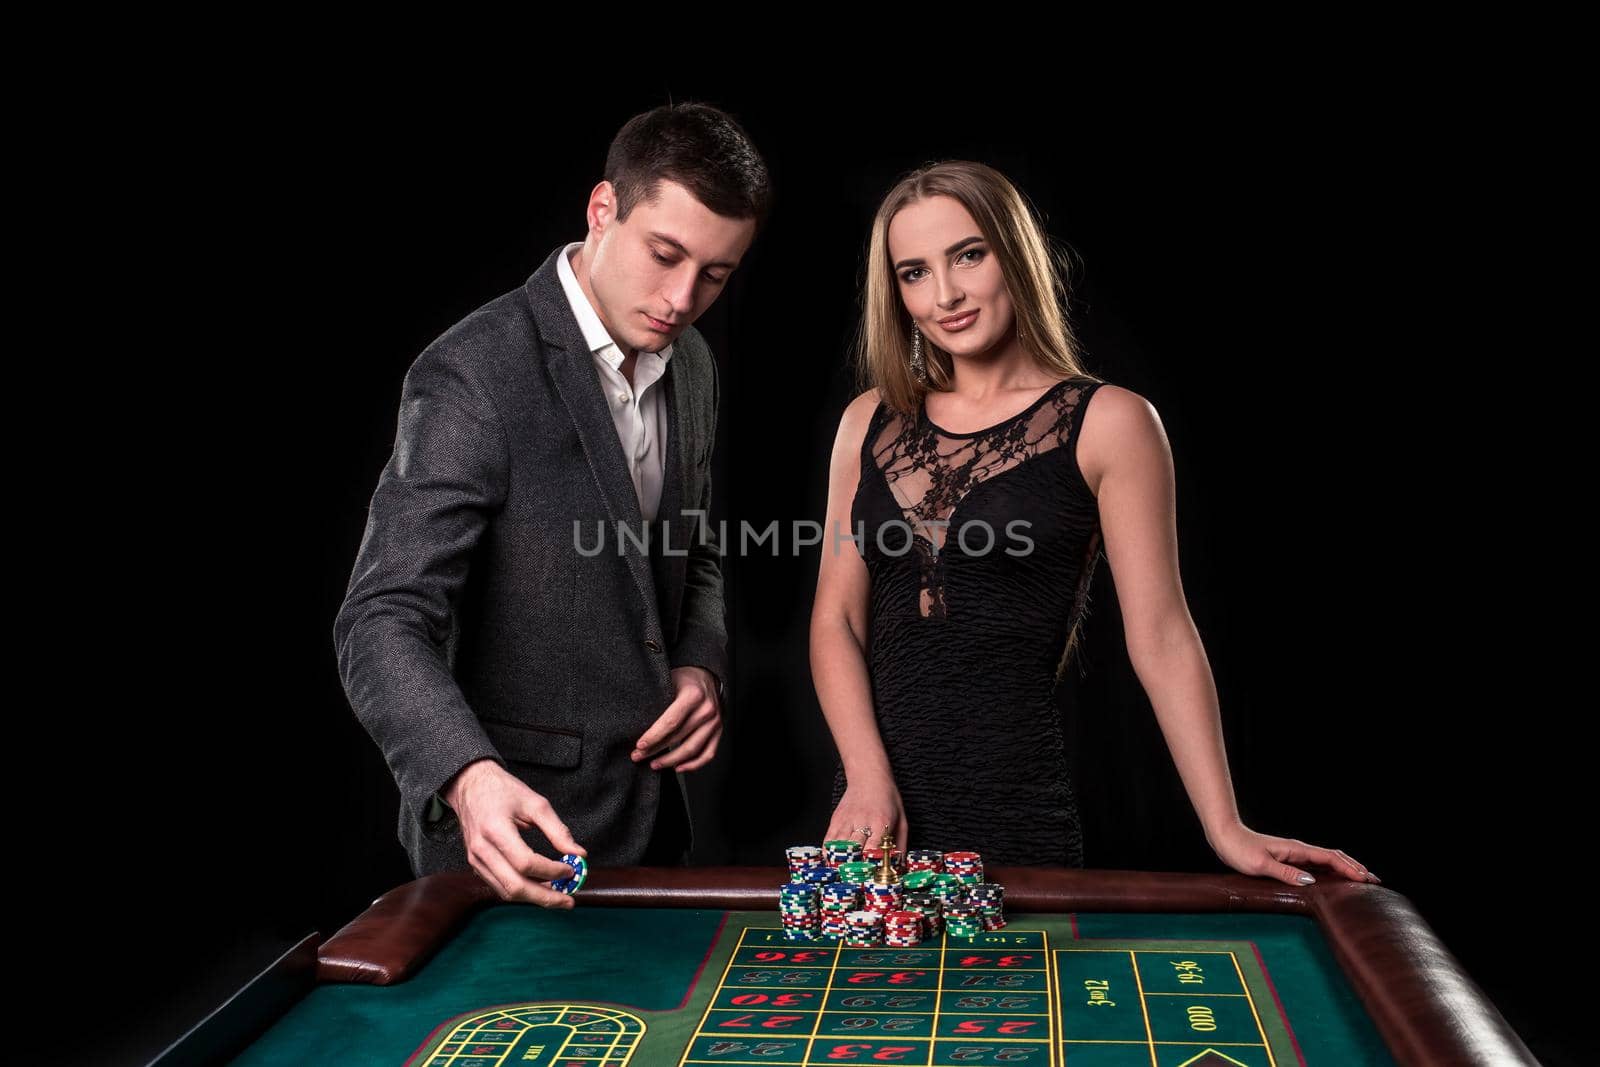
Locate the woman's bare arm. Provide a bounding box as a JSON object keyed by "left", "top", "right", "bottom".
{"left": 1081, "top": 385, "right": 1377, "bottom": 886}
{"left": 809, "top": 389, "right": 908, "bottom": 848}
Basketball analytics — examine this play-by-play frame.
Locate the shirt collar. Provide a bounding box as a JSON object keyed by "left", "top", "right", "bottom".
{"left": 557, "top": 241, "right": 672, "bottom": 368}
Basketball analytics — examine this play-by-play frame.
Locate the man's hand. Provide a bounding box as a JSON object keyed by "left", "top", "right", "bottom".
{"left": 442, "top": 759, "right": 588, "bottom": 908}
{"left": 632, "top": 666, "right": 723, "bottom": 772}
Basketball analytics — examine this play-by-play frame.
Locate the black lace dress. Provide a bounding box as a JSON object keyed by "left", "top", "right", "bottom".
{"left": 832, "top": 376, "right": 1108, "bottom": 866}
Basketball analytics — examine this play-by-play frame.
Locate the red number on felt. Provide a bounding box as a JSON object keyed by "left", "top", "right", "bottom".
{"left": 846, "top": 971, "right": 925, "bottom": 985}
{"left": 750, "top": 949, "right": 826, "bottom": 962}
{"left": 728, "top": 992, "right": 813, "bottom": 1007}
{"left": 721, "top": 1014, "right": 803, "bottom": 1030}
{"left": 825, "top": 1045, "right": 917, "bottom": 1061}
{"left": 957, "top": 953, "right": 1034, "bottom": 967}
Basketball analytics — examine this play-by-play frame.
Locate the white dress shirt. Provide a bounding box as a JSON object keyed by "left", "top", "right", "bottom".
{"left": 556, "top": 241, "right": 672, "bottom": 523}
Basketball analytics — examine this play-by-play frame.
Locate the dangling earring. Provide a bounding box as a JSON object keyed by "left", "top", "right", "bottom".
{"left": 909, "top": 321, "right": 927, "bottom": 386}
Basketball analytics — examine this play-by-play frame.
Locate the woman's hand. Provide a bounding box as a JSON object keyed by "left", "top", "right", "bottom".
{"left": 1208, "top": 822, "right": 1380, "bottom": 887}
{"left": 825, "top": 776, "right": 908, "bottom": 852}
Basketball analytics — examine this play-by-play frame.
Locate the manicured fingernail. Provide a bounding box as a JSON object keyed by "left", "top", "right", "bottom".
{"left": 1297, "top": 874, "right": 1316, "bottom": 885}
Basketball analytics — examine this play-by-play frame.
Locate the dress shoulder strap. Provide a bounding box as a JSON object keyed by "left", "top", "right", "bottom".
{"left": 1062, "top": 377, "right": 1107, "bottom": 442}
{"left": 860, "top": 395, "right": 896, "bottom": 464}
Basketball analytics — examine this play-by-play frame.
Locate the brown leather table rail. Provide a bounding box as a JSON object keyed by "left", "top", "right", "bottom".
{"left": 312, "top": 865, "right": 1533, "bottom": 1066}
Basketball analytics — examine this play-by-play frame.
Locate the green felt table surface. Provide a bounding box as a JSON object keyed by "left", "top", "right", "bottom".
{"left": 228, "top": 905, "right": 1393, "bottom": 1066}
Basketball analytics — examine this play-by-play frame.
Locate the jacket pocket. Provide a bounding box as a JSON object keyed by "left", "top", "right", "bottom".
{"left": 480, "top": 717, "right": 583, "bottom": 769}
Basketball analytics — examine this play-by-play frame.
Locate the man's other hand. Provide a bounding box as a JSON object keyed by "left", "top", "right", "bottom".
{"left": 632, "top": 666, "right": 723, "bottom": 772}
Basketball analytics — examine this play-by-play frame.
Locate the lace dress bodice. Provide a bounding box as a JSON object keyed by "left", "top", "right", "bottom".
{"left": 834, "top": 375, "right": 1108, "bottom": 865}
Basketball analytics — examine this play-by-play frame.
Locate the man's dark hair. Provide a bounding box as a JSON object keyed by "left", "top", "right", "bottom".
{"left": 605, "top": 102, "right": 773, "bottom": 232}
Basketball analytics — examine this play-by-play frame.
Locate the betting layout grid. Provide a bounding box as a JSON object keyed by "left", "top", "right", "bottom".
{"left": 676, "top": 843, "right": 1287, "bottom": 1066}
{"left": 682, "top": 843, "right": 1039, "bottom": 1064}
{"left": 680, "top": 922, "right": 1056, "bottom": 1065}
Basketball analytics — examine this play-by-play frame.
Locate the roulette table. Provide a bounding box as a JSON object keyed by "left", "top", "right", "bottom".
{"left": 155, "top": 866, "right": 1532, "bottom": 1066}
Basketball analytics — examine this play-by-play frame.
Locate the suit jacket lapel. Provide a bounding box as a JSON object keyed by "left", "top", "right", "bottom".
{"left": 658, "top": 356, "right": 686, "bottom": 530}
{"left": 524, "top": 245, "right": 677, "bottom": 626}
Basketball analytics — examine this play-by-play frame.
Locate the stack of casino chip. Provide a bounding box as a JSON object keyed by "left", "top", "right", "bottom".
{"left": 824, "top": 839, "right": 863, "bottom": 868}
{"left": 968, "top": 882, "right": 1006, "bottom": 931}
{"left": 943, "top": 900, "right": 981, "bottom": 939}
{"left": 943, "top": 851, "right": 985, "bottom": 884}
{"left": 861, "top": 880, "right": 902, "bottom": 915}
{"left": 778, "top": 883, "right": 820, "bottom": 941}
{"left": 905, "top": 849, "right": 943, "bottom": 873}
{"left": 928, "top": 873, "right": 966, "bottom": 909}
{"left": 862, "top": 846, "right": 904, "bottom": 871}
{"left": 798, "top": 865, "right": 838, "bottom": 886}
{"left": 902, "top": 892, "right": 941, "bottom": 935}
{"left": 883, "top": 909, "right": 922, "bottom": 947}
{"left": 837, "top": 860, "right": 877, "bottom": 887}
{"left": 844, "top": 909, "right": 884, "bottom": 947}
{"left": 786, "top": 845, "right": 824, "bottom": 882}
{"left": 818, "top": 883, "right": 859, "bottom": 941}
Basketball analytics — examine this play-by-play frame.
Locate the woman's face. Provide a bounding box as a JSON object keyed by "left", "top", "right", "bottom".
{"left": 887, "top": 195, "right": 1014, "bottom": 361}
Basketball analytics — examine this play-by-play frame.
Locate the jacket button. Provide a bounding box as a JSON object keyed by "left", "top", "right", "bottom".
{"left": 644, "top": 639, "right": 663, "bottom": 653}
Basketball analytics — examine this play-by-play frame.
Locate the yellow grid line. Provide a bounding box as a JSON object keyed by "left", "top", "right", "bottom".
{"left": 928, "top": 930, "right": 947, "bottom": 1067}
{"left": 1131, "top": 951, "right": 1157, "bottom": 1067}
{"left": 1230, "top": 949, "right": 1277, "bottom": 1067}
{"left": 1050, "top": 931, "right": 1066, "bottom": 1067}
{"left": 800, "top": 929, "right": 845, "bottom": 1065}
{"left": 1041, "top": 926, "right": 1058, "bottom": 1066}
{"left": 1058, "top": 1038, "right": 1271, "bottom": 1047}
{"left": 679, "top": 925, "right": 755, "bottom": 1067}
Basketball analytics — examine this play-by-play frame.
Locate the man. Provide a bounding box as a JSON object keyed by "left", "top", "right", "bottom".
{"left": 333, "top": 103, "right": 770, "bottom": 908}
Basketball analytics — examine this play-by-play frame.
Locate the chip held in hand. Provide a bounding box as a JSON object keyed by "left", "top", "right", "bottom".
{"left": 551, "top": 853, "right": 588, "bottom": 895}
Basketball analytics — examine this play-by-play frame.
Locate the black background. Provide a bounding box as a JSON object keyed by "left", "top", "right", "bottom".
{"left": 49, "top": 59, "right": 1577, "bottom": 1066}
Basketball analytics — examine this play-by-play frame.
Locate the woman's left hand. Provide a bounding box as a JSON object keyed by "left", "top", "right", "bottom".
{"left": 1208, "top": 823, "right": 1380, "bottom": 887}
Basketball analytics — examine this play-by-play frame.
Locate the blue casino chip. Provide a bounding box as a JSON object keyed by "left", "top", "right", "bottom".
{"left": 550, "top": 852, "right": 588, "bottom": 895}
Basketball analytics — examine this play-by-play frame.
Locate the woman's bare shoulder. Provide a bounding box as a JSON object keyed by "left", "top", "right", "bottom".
{"left": 1080, "top": 382, "right": 1156, "bottom": 427}
{"left": 835, "top": 387, "right": 885, "bottom": 449}
{"left": 1076, "top": 383, "right": 1169, "bottom": 491}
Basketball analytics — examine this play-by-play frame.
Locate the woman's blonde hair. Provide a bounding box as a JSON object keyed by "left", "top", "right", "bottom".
{"left": 854, "top": 160, "right": 1097, "bottom": 413}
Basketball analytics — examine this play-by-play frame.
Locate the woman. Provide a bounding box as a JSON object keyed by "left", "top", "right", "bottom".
{"left": 809, "top": 161, "right": 1376, "bottom": 887}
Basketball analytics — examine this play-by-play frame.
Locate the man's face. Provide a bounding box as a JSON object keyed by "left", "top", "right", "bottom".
{"left": 582, "top": 178, "right": 757, "bottom": 357}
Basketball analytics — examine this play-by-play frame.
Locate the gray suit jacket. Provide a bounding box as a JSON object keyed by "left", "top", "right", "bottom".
{"left": 333, "top": 243, "right": 729, "bottom": 877}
